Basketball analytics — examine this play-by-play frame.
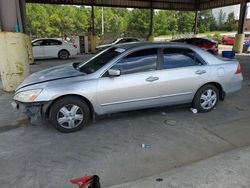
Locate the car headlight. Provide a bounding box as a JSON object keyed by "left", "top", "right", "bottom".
{"left": 14, "top": 89, "right": 43, "bottom": 102}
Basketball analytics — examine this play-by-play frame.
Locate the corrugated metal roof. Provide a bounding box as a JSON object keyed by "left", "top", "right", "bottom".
{"left": 26, "top": 0, "right": 250, "bottom": 11}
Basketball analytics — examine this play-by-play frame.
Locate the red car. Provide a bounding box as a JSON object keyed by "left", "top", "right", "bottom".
{"left": 172, "top": 37, "right": 219, "bottom": 55}
{"left": 221, "top": 36, "right": 235, "bottom": 45}
{"left": 222, "top": 35, "right": 250, "bottom": 45}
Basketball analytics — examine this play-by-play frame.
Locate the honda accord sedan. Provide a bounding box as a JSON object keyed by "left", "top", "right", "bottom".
{"left": 13, "top": 42, "right": 243, "bottom": 133}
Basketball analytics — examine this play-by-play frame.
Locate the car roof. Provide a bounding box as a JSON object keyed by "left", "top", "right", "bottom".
{"left": 116, "top": 37, "right": 138, "bottom": 40}
{"left": 113, "top": 41, "right": 198, "bottom": 50}
{"left": 32, "top": 38, "right": 63, "bottom": 42}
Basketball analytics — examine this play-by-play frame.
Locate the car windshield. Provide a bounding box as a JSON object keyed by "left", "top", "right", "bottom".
{"left": 76, "top": 47, "right": 124, "bottom": 74}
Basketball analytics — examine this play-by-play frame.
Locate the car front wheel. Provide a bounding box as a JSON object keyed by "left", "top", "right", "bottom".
{"left": 193, "top": 84, "right": 219, "bottom": 113}
{"left": 50, "top": 96, "right": 90, "bottom": 133}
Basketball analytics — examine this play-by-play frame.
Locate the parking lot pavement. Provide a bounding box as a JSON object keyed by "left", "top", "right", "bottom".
{"left": 109, "top": 145, "right": 250, "bottom": 188}
{"left": 0, "top": 54, "right": 249, "bottom": 188}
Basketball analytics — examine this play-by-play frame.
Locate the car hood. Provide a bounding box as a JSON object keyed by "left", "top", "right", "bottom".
{"left": 17, "top": 63, "right": 85, "bottom": 90}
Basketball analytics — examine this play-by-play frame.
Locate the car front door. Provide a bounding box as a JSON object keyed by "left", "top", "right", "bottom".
{"left": 156, "top": 48, "right": 210, "bottom": 105}
{"left": 32, "top": 40, "right": 45, "bottom": 58}
{"left": 97, "top": 48, "right": 163, "bottom": 114}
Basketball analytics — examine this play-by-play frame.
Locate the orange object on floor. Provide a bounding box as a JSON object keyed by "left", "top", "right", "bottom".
{"left": 70, "top": 175, "right": 101, "bottom": 188}
{"left": 70, "top": 176, "right": 92, "bottom": 188}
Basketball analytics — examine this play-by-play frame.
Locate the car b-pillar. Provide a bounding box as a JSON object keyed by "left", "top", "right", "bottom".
{"left": 0, "top": 0, "right": 33, "bottom": 92}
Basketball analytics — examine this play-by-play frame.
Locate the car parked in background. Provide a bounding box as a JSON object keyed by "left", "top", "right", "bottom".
{"left": 32, "top": 38, "right": 78, "bottom": 59}
{"left": 171, "top": 37, "right": 219, "bottom": 55}
{"left": 96, "top": 37, "right": 139, "bottom": 51}
{"left": 222, "top": 34, "right": 250, "bottom": 45}
{"left": 221, "top": 36, "right": 235, "bottom": 45}
{"left": 13, "top": 42, "right": 242, "bottom": 133}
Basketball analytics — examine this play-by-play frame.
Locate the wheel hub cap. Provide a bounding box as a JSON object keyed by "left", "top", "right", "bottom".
{"left": 200, "top": 89, "right": 217, "bottom": 110}
{"left": 57, "top": 104, "right": 84, "bottom": 129}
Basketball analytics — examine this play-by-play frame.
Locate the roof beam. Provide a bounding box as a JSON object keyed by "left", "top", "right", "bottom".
{"left": 26, "top": 0, "right": 250, "bottom": 11}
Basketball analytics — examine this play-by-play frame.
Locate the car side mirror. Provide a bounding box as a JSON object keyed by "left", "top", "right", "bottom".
{"left": 108, "top": 69, "right": 121, "bottom": 77}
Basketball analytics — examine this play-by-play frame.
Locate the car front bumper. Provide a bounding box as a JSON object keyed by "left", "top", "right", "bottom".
{"left": 12, "top": 101, "right": 51, "bottom": 122}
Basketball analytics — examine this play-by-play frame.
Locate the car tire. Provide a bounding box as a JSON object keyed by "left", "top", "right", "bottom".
{"left": 193, "top": 84, "right": 219, "bottom": 113}
{"left": 50, "top": 96, "right": 90, "bottom": 133}
{"left": 58, "top": 50, "right": 69, "bottom": 60}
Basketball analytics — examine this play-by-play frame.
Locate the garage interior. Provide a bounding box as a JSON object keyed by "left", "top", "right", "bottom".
{"left": 0, "top": 1, "right": 250, "bottom": 187}
{"left": 0, "top": 0, "right": 250, "bottom": 91}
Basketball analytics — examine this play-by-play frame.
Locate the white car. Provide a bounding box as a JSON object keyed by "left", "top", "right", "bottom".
{"left": 32, "top": 38, "right": 78, "bottom": 59}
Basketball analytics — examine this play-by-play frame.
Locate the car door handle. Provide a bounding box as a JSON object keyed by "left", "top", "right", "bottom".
{"left": 146, "top": 76, "right": 159, "bottom": 82}
{"left": 195, "top": 70, "right": 207, "bottom": 75}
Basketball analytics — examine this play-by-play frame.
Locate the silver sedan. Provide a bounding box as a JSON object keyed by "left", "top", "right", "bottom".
{"left": 13, "top": 42, "right": 243, "bottom": 132}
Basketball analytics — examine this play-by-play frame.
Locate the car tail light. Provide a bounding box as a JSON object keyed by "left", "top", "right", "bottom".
{"left": 235, "top": 64, "right": 242, "bottom": 74}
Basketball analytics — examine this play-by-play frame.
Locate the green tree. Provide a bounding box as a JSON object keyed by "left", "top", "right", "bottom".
{"left": 73, "top": 6, "right": 90, "bottom": 34}
{"left": 198, "top": 10, "right": 215, "bottom": 33}
{"left": 217, "top": 9, "right": 226, "bottom": 31}
{"left": 176, "top": 11, "right": 195, "bottom": 34}
{"left": 126, "top": 9, "right": 150, "bottom": 38}
{"left": 26, "top": 4, "right": 50, "bottom": 37}
{"left": 225, "top": 12, "right": 236, "bottom": 31}
{"left": 154, "top": 10, "right": 178, "bottom": 36}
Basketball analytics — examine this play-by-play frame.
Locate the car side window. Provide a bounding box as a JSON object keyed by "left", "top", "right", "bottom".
{"left": 32, "top": 40, "right": 43, "bottom": 46}
{"left": 46, "top": 40, "right": 62, "bottom": 46}
{"left": 112, "top": 48, "right": 157, "bottom": 75}
{"left": 162, "top": 48, "right": 202, "bottom": 69}
{"left": 119, "top": 39, "right": 128, "bottom": 43}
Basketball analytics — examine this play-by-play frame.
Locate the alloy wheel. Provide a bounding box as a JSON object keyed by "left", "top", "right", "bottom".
{"left": 200, "top": 89, "right": 217, "bottom": 110}
{"left": 57, "top": 104, "right": 84, "bottom": 129}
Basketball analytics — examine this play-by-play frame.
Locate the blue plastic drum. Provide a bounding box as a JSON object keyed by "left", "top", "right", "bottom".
{"left": 222, "top": 51, "right": 235, "bottom": 59}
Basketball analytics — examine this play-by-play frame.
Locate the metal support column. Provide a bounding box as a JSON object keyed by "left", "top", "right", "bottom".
{"left": 238, "top": 0, "right": 248, "bottom": 34}
{"left": 233, "top": 0, "right": 248, "bottom": 53}
{"left": 91, "top": 4, "right": 95, "bottom": 36}
{"left": 148, "top": 1, "right": 154, "bottom": 41}
{"left": 90, "top": 3, "right": 97, "bottom": 53}
{"left": 194, "top": 10, "right": 198, "bottom": 35}
{"left": 194, "top": 0, "right": 199, "bottom": 36}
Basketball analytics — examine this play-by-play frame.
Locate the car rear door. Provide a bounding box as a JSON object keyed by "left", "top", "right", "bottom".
{"left": 43, "top": 39, "right": 62, "bottom": 58}
{"left": 97, "top": 48, "right": 163, "bottom": 114}
{"left": 156, "top": 47, "right": 210, "bottom": 105}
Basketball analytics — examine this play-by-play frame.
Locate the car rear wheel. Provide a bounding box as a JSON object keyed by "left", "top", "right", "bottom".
{"left": 58, "top": 50, "right": 69, "bottom": 60}
{"left": 193, "top": 84, "right": 219, "bottom": 113}
{"left": 50, "top": 96, "right": 90, "bottom": 133}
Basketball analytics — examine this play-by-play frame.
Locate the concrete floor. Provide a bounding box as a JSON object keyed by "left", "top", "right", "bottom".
{"left": 110, "top": 146, "right": 250, "bottom": 188}
{"left": 0, "top": 54, "right": 250, "bottom": 188}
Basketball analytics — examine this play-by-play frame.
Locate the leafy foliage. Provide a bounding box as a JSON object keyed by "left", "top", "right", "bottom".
{"left": 26, "top": 4, "right": 236, "bottom": 39}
